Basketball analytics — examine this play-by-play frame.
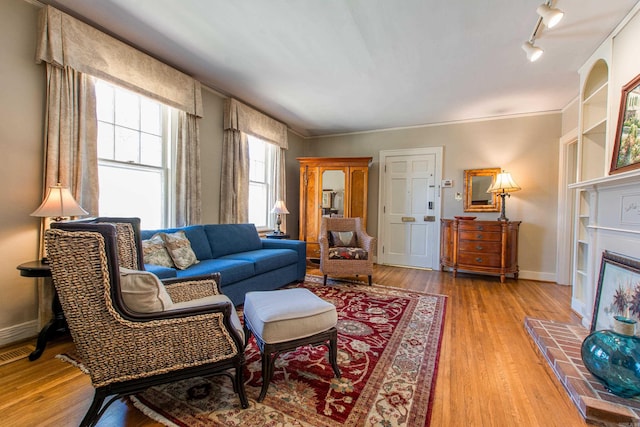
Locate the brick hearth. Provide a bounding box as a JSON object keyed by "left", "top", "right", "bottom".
{"left": 524, "top": 317, "right": 640, "bottom": 426}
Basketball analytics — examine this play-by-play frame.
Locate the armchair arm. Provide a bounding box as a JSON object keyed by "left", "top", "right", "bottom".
{"left": 357, "top": 231, "right": 377, "bottom": 255}
{"left": 87, "top": 301, "right": 244, "bottom": 388}
{"left": 162, "top": 273, "right": 222, "bottom": 302}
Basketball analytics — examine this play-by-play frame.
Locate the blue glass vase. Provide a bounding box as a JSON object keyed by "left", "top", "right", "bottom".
{"left": 581, "top": 316, "right": 640, "bottom": 398}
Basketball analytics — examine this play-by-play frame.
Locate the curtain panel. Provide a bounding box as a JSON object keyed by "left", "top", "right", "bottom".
{"left": 36, "top": 5, "right": 203, "bottom": 117}
{"left": 176, "top": 112, "right": 202, "bottom": 226}
{"left": 220, "top": 98, "right": 288, "bottom": 224}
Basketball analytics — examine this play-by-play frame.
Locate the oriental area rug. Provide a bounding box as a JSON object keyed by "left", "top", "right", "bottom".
{"left": 62, "top": 275, "right": 447, "bottom": 427}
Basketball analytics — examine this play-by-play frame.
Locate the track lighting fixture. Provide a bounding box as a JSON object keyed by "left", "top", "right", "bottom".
{"left": 522, "top": 1, "right": 564, "bottom": 62}
{"left": 536, "top": 4, "right": 564, "bottom": 29}
{"left": 522, "top": 41, "right": 543, "bottom": 62}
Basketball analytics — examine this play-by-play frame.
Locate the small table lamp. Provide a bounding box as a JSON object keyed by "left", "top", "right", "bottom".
{"left": 271, "top": 200, "right": 289, "bottom": 235}
{"left": 487, "top": 171, "right": 521, "bottom": 222}
{"left": 31, "top": 183, "right": 89, "bottom": 221}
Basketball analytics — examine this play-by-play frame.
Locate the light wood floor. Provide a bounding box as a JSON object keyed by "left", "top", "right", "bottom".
{"left": 0, "top": 265, "right": 587, "bottom": 426}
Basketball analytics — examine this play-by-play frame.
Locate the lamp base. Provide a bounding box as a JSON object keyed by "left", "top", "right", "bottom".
{"left": 497, "top": 192, "right": 509, "bottom": 222}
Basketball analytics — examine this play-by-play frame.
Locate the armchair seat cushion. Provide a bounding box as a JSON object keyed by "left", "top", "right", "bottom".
{"left": 328, "top": 247, "right": 369, "bottom": 260}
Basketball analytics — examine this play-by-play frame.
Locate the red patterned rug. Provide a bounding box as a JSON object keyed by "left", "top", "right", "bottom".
{"left": 63, "top": 275, "right": 446, "bottom": 426}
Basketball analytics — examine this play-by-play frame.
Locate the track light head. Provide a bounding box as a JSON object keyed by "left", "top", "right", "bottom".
{"left": 537, "top": 4, "right": 564, "bottom": 28}
{"left": 522, "top": 41, "right": 543, "bottom": 62}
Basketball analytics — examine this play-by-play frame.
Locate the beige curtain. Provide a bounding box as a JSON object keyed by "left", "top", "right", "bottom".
{"left": 176, "top": 112, "right": 202, "bottom": 226}
{"left": 221, "top": 98, "right": 287, "bottom": 224}
{"left": 220, "top": 130, "right": 249, "bottom": 223}
{"left": 43, "top": 63, "right": 98, "bottom": 214}
{"left": 37, "top": 5, "right": 202, "bottom": 117}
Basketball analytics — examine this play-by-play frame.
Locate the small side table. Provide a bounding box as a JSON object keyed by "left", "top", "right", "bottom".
{"left": 17, "top": 260, "right": 66, "bottom": 361}
{"left": 265, "top": 233, "right": 290, "bottom": 239}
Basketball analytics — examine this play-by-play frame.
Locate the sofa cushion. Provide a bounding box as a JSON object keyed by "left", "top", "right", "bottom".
{"left": 141, "top": 225, "right": 213, "bottom": 260}
{"left": 144, "top": 263, "right": 178, "bottom": 279}
{"left": 119, "top": 267, "right": 173, "bottom": 313}
{"left": 175, "top": 258, "right": 255, "bottom": 285}
{"left": 205, "top": 224, "right": 262, "bottom": 258}
{"left": 161, "top": 230, "right": 199, "bottom": 270}
{"left": 221, "top": 248, "right": 298, "bottom": 275}
{"left": 141, "top": 233, "right": 175, "bottom": 268}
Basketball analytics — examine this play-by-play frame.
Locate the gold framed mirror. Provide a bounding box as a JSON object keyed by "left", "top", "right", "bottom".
{"left": 463, "top": 168, "right": 501, "bottom": 212}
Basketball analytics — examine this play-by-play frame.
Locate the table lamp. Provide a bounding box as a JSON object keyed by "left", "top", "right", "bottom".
{"left": 487, "top": 171, "right": 521, "bottom": 222}
{"left": 271, "top": 200, "right": 289, "bottom": 235}
{"left": 31, "top": 183, "right": 88, "bottom": 221}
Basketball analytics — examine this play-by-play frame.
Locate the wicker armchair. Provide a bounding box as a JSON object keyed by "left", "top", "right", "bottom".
{"left": 45, "top": 221, "right": 248, "bottom": 427}
{"left": 319, "top": 217, "right": 376, "bottom": 285}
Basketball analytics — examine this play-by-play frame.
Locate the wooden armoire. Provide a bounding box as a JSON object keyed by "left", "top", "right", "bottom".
{"left": 298, "top": 157, "right": 372, "bottom": 259}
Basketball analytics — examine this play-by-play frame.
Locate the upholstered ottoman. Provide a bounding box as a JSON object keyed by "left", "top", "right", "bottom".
{"left": 243, "top": 288, "right": 341, "bottom": 401}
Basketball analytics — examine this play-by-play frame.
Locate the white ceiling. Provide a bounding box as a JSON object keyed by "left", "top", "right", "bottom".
{"left": 42, "top": 0, "right": 640, "bottom": 137}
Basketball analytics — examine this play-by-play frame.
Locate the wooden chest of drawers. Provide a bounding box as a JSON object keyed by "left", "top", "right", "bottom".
{"left": 440, "top": 219, "right": 520, "bottom": 282}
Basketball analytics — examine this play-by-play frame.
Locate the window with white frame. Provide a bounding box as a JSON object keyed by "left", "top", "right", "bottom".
{"left": 95, "top": 80, "right": 174, "bottom": 229}
{"left": 248, "top": 135, "right": 278, "bottom": 230}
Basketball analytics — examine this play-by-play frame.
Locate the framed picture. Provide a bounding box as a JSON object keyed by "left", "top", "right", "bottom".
{"left": 611, "top": 74, "right": 640, "bottom": 174}
{"left": 321, "top": 190, "right": 333, "bottom": 209}
{"left": 590, "top": 250, "right": 640, "bottom": 333}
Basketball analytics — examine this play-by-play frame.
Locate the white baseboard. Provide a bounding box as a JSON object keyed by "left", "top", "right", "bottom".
{"left": 0, "top": 320, "right": 37, "bottom": 347}
{"left": 518, "top": 270, "right": 557, "bottom": 283}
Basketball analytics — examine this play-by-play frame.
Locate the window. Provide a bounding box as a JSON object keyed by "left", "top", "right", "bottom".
{"left": 248, "top": 135, "right": 278, "bottom": 230}
{"left": 95, "top": 80, "right": 174, "bottom": 229}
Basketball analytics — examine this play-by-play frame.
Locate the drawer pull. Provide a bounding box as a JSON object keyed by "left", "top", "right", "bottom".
{"left": 475, "top": 257, "right": 483, "bottom": 263}
{"left": 476, "top": 246, "right": 483, "bottom": 251}
{"left": 476, "top": 226, "right": 484, "bottom": 231}
{"left": 476, "top": 234, "right": 483, "bottom": 239}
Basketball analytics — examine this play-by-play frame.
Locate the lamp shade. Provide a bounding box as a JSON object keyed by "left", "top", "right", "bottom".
{"left": 271, "top": 200, "right": 289, "bottom": 215}
{"left": 31, "top": 183, "right": 88, "bottom": 220}
{"left": 536, "top": 4, "right": 564, "bottom": 29}
{"left": 487, "top": 172, "right": 521, "bottom": 194}
{"left": 522, "top": 41, "right": 543, "bottom": 62}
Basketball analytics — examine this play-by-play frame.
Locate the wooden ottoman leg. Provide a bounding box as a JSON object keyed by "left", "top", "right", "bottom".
{"left": 328, "top": 327, "right": 341, "bottom": 378}
{"left": 258, "top": 344, "right": 277, "bottom": 402}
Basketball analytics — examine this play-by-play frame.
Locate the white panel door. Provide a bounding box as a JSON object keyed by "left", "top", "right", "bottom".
{"left": 381, "top": 152, "right": 438, "bottom": 268}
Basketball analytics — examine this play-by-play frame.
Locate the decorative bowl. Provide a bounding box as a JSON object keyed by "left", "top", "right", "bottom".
{"left": 454, "top": 216, "right": 477, "bottom": 220}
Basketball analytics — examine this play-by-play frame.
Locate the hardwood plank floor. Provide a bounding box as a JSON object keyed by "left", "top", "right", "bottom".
{"left": 0, "top": 265, "right": 587, "bottom": 426}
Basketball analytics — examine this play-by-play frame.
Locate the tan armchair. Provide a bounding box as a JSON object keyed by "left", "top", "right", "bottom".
{"left": 319, "top": 217, "right": 376, "bottom": 285}
{"left": 45, "top": 221, "right": 248, "bottom": 427}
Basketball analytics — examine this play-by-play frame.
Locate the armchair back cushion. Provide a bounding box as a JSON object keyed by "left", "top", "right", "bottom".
{"left": 119, "top": 267, "right": 173, "bottom": 313}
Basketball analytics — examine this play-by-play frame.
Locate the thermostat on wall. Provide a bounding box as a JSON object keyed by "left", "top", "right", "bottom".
{"left": 441, "top": 179, "right": 453, "bottom": 188}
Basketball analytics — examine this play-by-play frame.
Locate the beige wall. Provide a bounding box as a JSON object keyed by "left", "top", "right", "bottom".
{"left": 0, "top": 0, "right": 566, "bottom": 343}
{"left": 0, "top": 0, "right": 308, "bottom": 341}
{"left": 0, "top": 0, "right": 46, "bottom": 343}
{"left": 303, "top": 113, "right": 562, "bottom": 280}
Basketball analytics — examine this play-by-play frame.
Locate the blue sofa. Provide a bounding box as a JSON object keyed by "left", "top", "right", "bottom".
{"left": 141, "top": 224, "right": 306, "bottom": 305}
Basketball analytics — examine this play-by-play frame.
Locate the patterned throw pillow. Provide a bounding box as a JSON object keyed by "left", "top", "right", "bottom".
{"left": 142, "top": 234, "right": 175, "bottom": 268}
{"left": 161, "top": 230, "right": 199, "bottom": 270}
{"left": 330, "top": 231, "right": 357, "bottom": 247}
{"left": 328, "top": 247, "right": 368, "bottom": 260}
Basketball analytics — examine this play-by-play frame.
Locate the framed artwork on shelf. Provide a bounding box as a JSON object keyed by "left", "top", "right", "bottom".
{"left": 611, "top": 73, "right": 640, "bottom": 174}
{"left": 590, "top": 250, "right": 640, "bottom": 333}
{"left": 321, "top": 190, "right": 332, "bottom": 209}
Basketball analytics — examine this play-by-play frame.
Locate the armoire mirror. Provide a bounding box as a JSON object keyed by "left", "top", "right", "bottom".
{"left": 321, "top": 170, "right": 345, "bottom": 217}
{"left": 463, "top": 168, "right": 501, "bottom": 212}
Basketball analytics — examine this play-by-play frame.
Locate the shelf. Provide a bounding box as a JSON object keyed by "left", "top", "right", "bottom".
{"left": 576, "top": 269, "right": 588, "bottom": 277}
{"left": 582, "top": 118, "right": 606, "bottom": 135}
{"left": 583, "top": 82, "right": 608, "bottom": 105}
